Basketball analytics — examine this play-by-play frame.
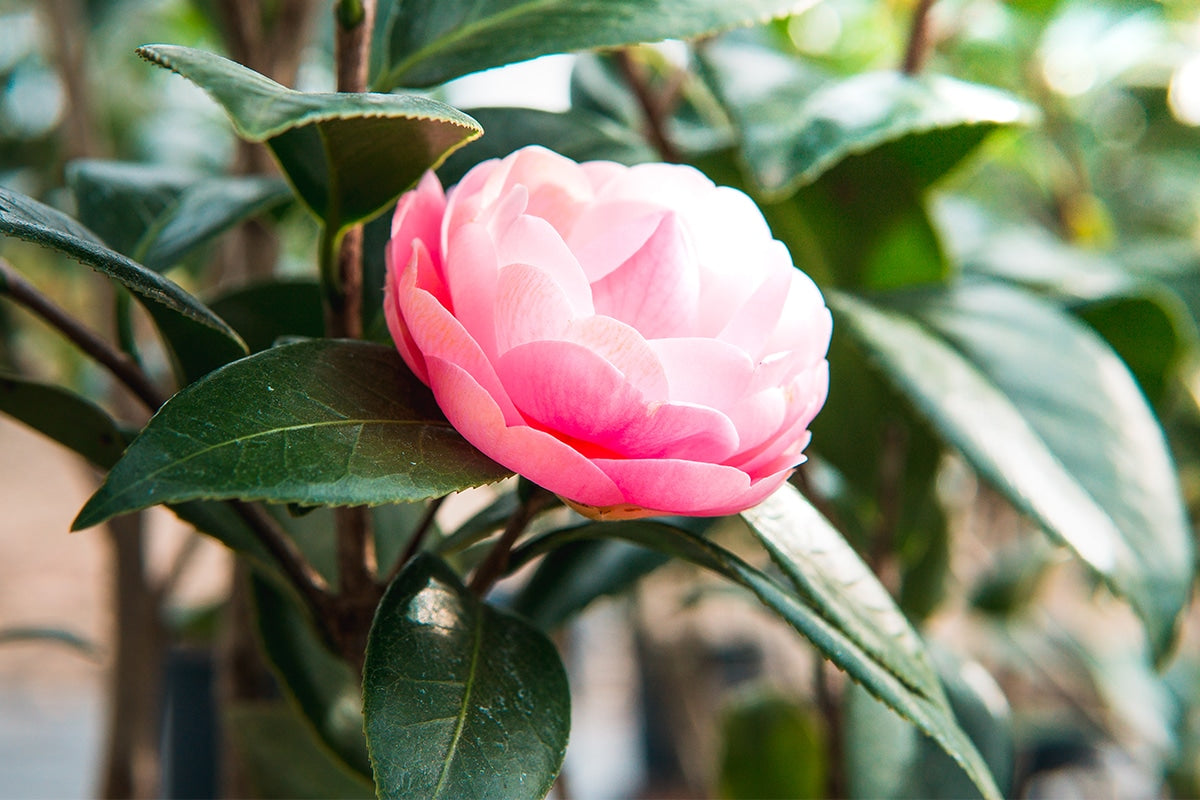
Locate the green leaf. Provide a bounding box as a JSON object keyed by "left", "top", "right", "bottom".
{"left": 717, "top": 688, "right": 827, "bottom": 800}
{"left": 73, "top": 339, "right": 511, "bottom": 530}
{"left": 374, "top": 0, "right": 815, "bottom": 90}
{"left": 832, "top": 286, "right": 1193, "bottom": 660}
{"left": 511, "top": 512, "right": 1002, "bottom": 800}
{"left": 701, "top": 39, "right": 1033, "bottom": 198}
{"left": 363, "top": 554, "right": 570, "bottom": 800}
{"left": 137, "top": 45, "right": 481, "bottom": 230}
{"left": 844, "top": 650, "right": 1013, "bottom": 800}
{"left": 225, "top": 703, "right": 375, "bottom": 800}
{"left": 251, "top": 573, "right": 373, "bottom": 776}
{"left": 0, "top": 372, "right": 128, "bottom": 469}
{"left": 66, "top": 159, "right": 291, "bottom": 272}
{"left": 0, "top": 185, "right": 245, "bottom": 346}
{"left": 742, "top": 483, "right": 942, "bottom": 702}
{"left": 208, "top": 279, "right": 325, "bottom": 353}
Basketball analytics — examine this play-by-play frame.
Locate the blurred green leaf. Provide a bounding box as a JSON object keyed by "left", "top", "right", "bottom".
{"left": 363, "top": 554, "right": 570, "bottom": 800}
{"left": 66, "top": 160, "right": 291, "bottom": 272}
{"left": 845, "top": 650, "right": 1013, "bottom": 800}
{"left": 512, "top": 510, "right": 1003, "bottom": 800}
{"left": 208, "top": 279, "right": 325, "bottom": 353}
{"left": 374, "top": 0, "right": 815, "bottom": 90}
{"left": 0, "top": 186, "right": 246, "bottom": 348}
{"left": 833, "top": 285, "right": 1193, "bottom": 660}
{"left": 137, "top": 45, "right": 481, "bottom": 231}
{"left": 73, "top": 339, "right": 512, "bottom": 529}
{"left": 0, "top": 626, "right": 103, "bottom": 659}
{"left": 0, "top": 372, "right": 128, "bottom": 469}
{"left": 717, "top": 689, "right": 827, "bottom": 800}
{"left": 225, "top": 702, "right": 375, "bottom": 799}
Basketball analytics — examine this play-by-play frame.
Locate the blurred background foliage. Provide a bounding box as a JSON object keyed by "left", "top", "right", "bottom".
{"left": 2, "top": 0, "right": 1200, "bottom": 797}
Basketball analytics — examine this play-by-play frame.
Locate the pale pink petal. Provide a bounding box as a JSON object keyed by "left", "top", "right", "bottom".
{"left": 444, "top": 157, "right": 500, "bottom": 233}
{"left": 569, "top": 205, "right": 666, "bottom": 281}
{"left": 483, "top": 184, "right": 529, "bottom": 241}
{"left": 494, "top": 263, "right": 576, "bottom": 353}
{"left": 494, "top": 214, "right": 594, "bottom": 316}
{"left": 732, "top": 363, "right": 828, "bottom": 474}
{"left": 724, "top": 387, "right": 788, "bottom": 455}
{"left": 762, "top": 274, "right": 833, "bottom": 365}
{"left": 496, "top": 340, "right": 739, "bottom": 461}
{"left": 426, "top": 357, "right": 623, "bottom": 507}
{"left": 580, "top": 160, "right": 624, "bottom": 193}
{"left": 483, "top": 147, "right": 591, "bottom": 235}
{"left": 443, "top": 222, "right": 501, "bottom": 358}
{"left": 591, "top": 213, "right": 699, "bottom": 339}
{"left": 650, "top": 337, "right": 756, "bottom": 408}
{"left": 562, "top": 316, "right": 668, "bottom": 401}
{"left": 715, "top": 252, "right": 793, "bottom": 351}
{"left": 399, "top": 282, "right": 521, "bottom": 425}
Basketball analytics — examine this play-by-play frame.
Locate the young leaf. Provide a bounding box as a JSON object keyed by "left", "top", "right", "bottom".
{"left": 73, "top": 339, "right": 512, "bottom": 530}
{"left": 833, "top": 286, "right": 1193, "bottom": 661}
{"left": 137, "top": 45, "right": 481, "bottom": 231}
{"left": 0, "top": 186, "right": 245, "bottom": 346}
{"left": 363, "top": 554, "right": 570, "bottom": 800}
{"left": 373, "top": 0, "right": 816, "bottom": 90}
{"left": 743, "top": 483, "right": 943, "bottom": 702}
{"left": 510, "top": 515, "right": 1002, "bottom": 800}
{"left": 66, "top": 160, "right": 291, "bottom": 272}
{"left": 0, "top": 372, "right": 128, "bottom": 469}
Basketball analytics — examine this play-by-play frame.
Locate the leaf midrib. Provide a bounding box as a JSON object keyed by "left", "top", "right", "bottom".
{"left": 433, "top": 605, "right": 485, "bottom": 798}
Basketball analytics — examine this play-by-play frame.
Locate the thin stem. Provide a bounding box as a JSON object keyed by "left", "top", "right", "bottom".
{"left": 614, "top": 49, "right": 681, "bottom": 163}
{"left": 0, "top": 258, "right": 167, "bottom": 411}
{"left": 902, "top": 0, "right": 938, "bottom": 75}
{"left": 386, "top": 496, "right": 447, "bottom": 586}
{"left": 468, "top": 489, "right": 552, "bottom": 596}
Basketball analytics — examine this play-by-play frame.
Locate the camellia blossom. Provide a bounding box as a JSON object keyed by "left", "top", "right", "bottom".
{"left": 384, "top": 146, "right": 831, "bottom": 519}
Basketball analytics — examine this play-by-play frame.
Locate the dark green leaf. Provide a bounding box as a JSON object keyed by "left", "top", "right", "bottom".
{"left": 0, "top": 372, "right": 128, "bottom": 469}
{"left": 0, "top": 186, "right": 245, "bottom": 345}
{"left": 844, "top": 650, "right": 1013, "bottom": 800}
{"left": 742, "top": 483, "right": 942, "bottom": 701}
{"left": 73, "top": 339, "right": 511, "bottom": 530}
{"left": 509, "top": 539, "right": 669, "bottom": 631}
{"left": 208, "top": 279, "right": 325, "bottom": 353}
{"left": 137, "top": 45, "right": 481, "bottom": 230}
{"left": 251, "top": 573, "right": 373, "bottom": 776}
{"left": 717, "top": 688, "right": 826, "bottom": 800}
{"left": 833, "top": 286, "right": 1193, "bottom": 660}
{"left": 143, "top": 300, "right": 260, "bottom": 384}
{"left": 438, "top": 106, "right": 656, "bottom": 187}
{"left": 511, "top": 513, "right": 1002, "bottom": 800}
{"left": 225, "top": 703, "right": 375, "bottom": 800}
{"left": 363, "top": 554, "right": 570, "bottom": 800}
{"left": 66, "top": 159, "right": 291, "bottom": 271}
{"left": 374, "top": 0, "right": 815, "bottom": 90}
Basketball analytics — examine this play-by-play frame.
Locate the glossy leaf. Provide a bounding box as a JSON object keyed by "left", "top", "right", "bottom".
{"left": 833, "top": 287, "right": 1193, "bottom": 660}
{"left": 363, "top": 554, "right": 570, "bottom": 800}
{"left": 73, "top": 339, "right": 511, "bottom": 529}
{"left": 511, "top": 513, "right": 1002, "bottom": 800}
{"left": 0, "top": 372, "right": 128, "bottom": 469}
{"left": 0, "top": 186, "right": 245, "bottom": 345}
{"left": 137, "top": 45, "right": 481, "bottom": 230}
{"left": 208, "top": 280, "right": 325, "bottom": 353}
{"left": 225, "top": 703, "right": 374, "bottom": 800}
{"left": 743, "top": 483, "right": 942, "bottom": 701}
{"left": 66, "top": 159, "right": 291, "bottom": 272}
{"left": 844, "top": 650, "right": 1013, "bottom": 800}
{"left": 374, "top": 0, "right": 817, "bottom": 90}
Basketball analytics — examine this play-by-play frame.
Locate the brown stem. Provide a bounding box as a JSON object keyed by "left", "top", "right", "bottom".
{"left": 0, "top": 258, "right": 167, "bottom": 411}
{"left": 614, "top": 49, "right": 681, "bottom": 163}
{"left": 386, "top": 496, "right": 447, "bottom": 585}
{"left": 229, "top": 501, "right": 333, "bottom": 626}
{"left": 902, "top": 0, "right": 938, "bottom": 75}
{"left": 42, "top": 0, "right": 104, "bottom": 161}
{"left": 468, "top": 490, "right": 552, "bottom": 596}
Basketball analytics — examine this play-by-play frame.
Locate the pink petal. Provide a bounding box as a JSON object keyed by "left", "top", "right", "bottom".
{"left": 444, "top": 157, "right": 499, "bottom": 233}
{"left": 390, "top": 171, "right": 446, "bottom": 263}
{"left": 496, "top": 340, "right": 739, "bottom": 461}
{"left": 562, "top": 316, "right": 669, "bottom": 401}
{"left": 385, "top": 242, "right": 432, "bottom": 384}
{"left": 426, "top": 356, "right": 624, "bottom": 507}
{"left": 494, "top": 214, "right": 594, "bottom": 316}
{"left": 715, "top": 253, "right": 793, "bottom": 352}
{"left": 482, "top": 146, "right": 592, "bottom": 235}
{"left": 650, "top": 337, "right": 756, "bottom": 408}
{"left": 591, "top": 213, "right": 699, "bottom": 339}
{"left": 569, "top": 205, "right": 666, "bottom": 282}
{"left": 732, "top": 363, "right": 828, "bottom": 475}
{"left": 494, "top": 262, "right": 576, "bottom": 353}
{"left": 591, "top": 458, "right": 763, "bottom": 516}
{"left": 443, "top": 222, "right": 501, "bottom": 359}
{"left": 725, "top": 387, "right": 788, "bottom": 455}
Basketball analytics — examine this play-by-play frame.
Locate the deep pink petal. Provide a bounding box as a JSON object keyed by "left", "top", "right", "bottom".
{"left": 426, "top": 356, "right": 623, "bottom": 507}
{"left": 591, "top": 458, "right": 757, "bottom": 516}
{"left": 390, "top": 171, "right": 446, "bottom": 265}
{"left": 496, "top": 340, "right": 739, "bottom": 461}
{"left": 385, "top": 242, "right": 431, "bottom": 384}
{"left": 591, "top": 213, "right": 699, "bottom": 339}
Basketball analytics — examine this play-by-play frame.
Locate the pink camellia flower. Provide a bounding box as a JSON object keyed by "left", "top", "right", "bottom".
{"left": 384, "top": 146, "right": 830, "bottom": 519}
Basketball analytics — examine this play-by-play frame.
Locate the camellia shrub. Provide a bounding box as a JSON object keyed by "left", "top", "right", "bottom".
{"left": 1, "top": 0, "right": 1199, "bottom": 798}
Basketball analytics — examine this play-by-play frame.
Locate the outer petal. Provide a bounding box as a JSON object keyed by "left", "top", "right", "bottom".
{"left": 385, "top": 241, "right": 431, "bottom": 383}
{"left": 426, "top": 356, "right": 623, "bottom": 507}
{"left": 390, "top": 171, "right": 446, "bottom": 269}
{"left": 591, "top": 457, "right": 789, "bottom": 516}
